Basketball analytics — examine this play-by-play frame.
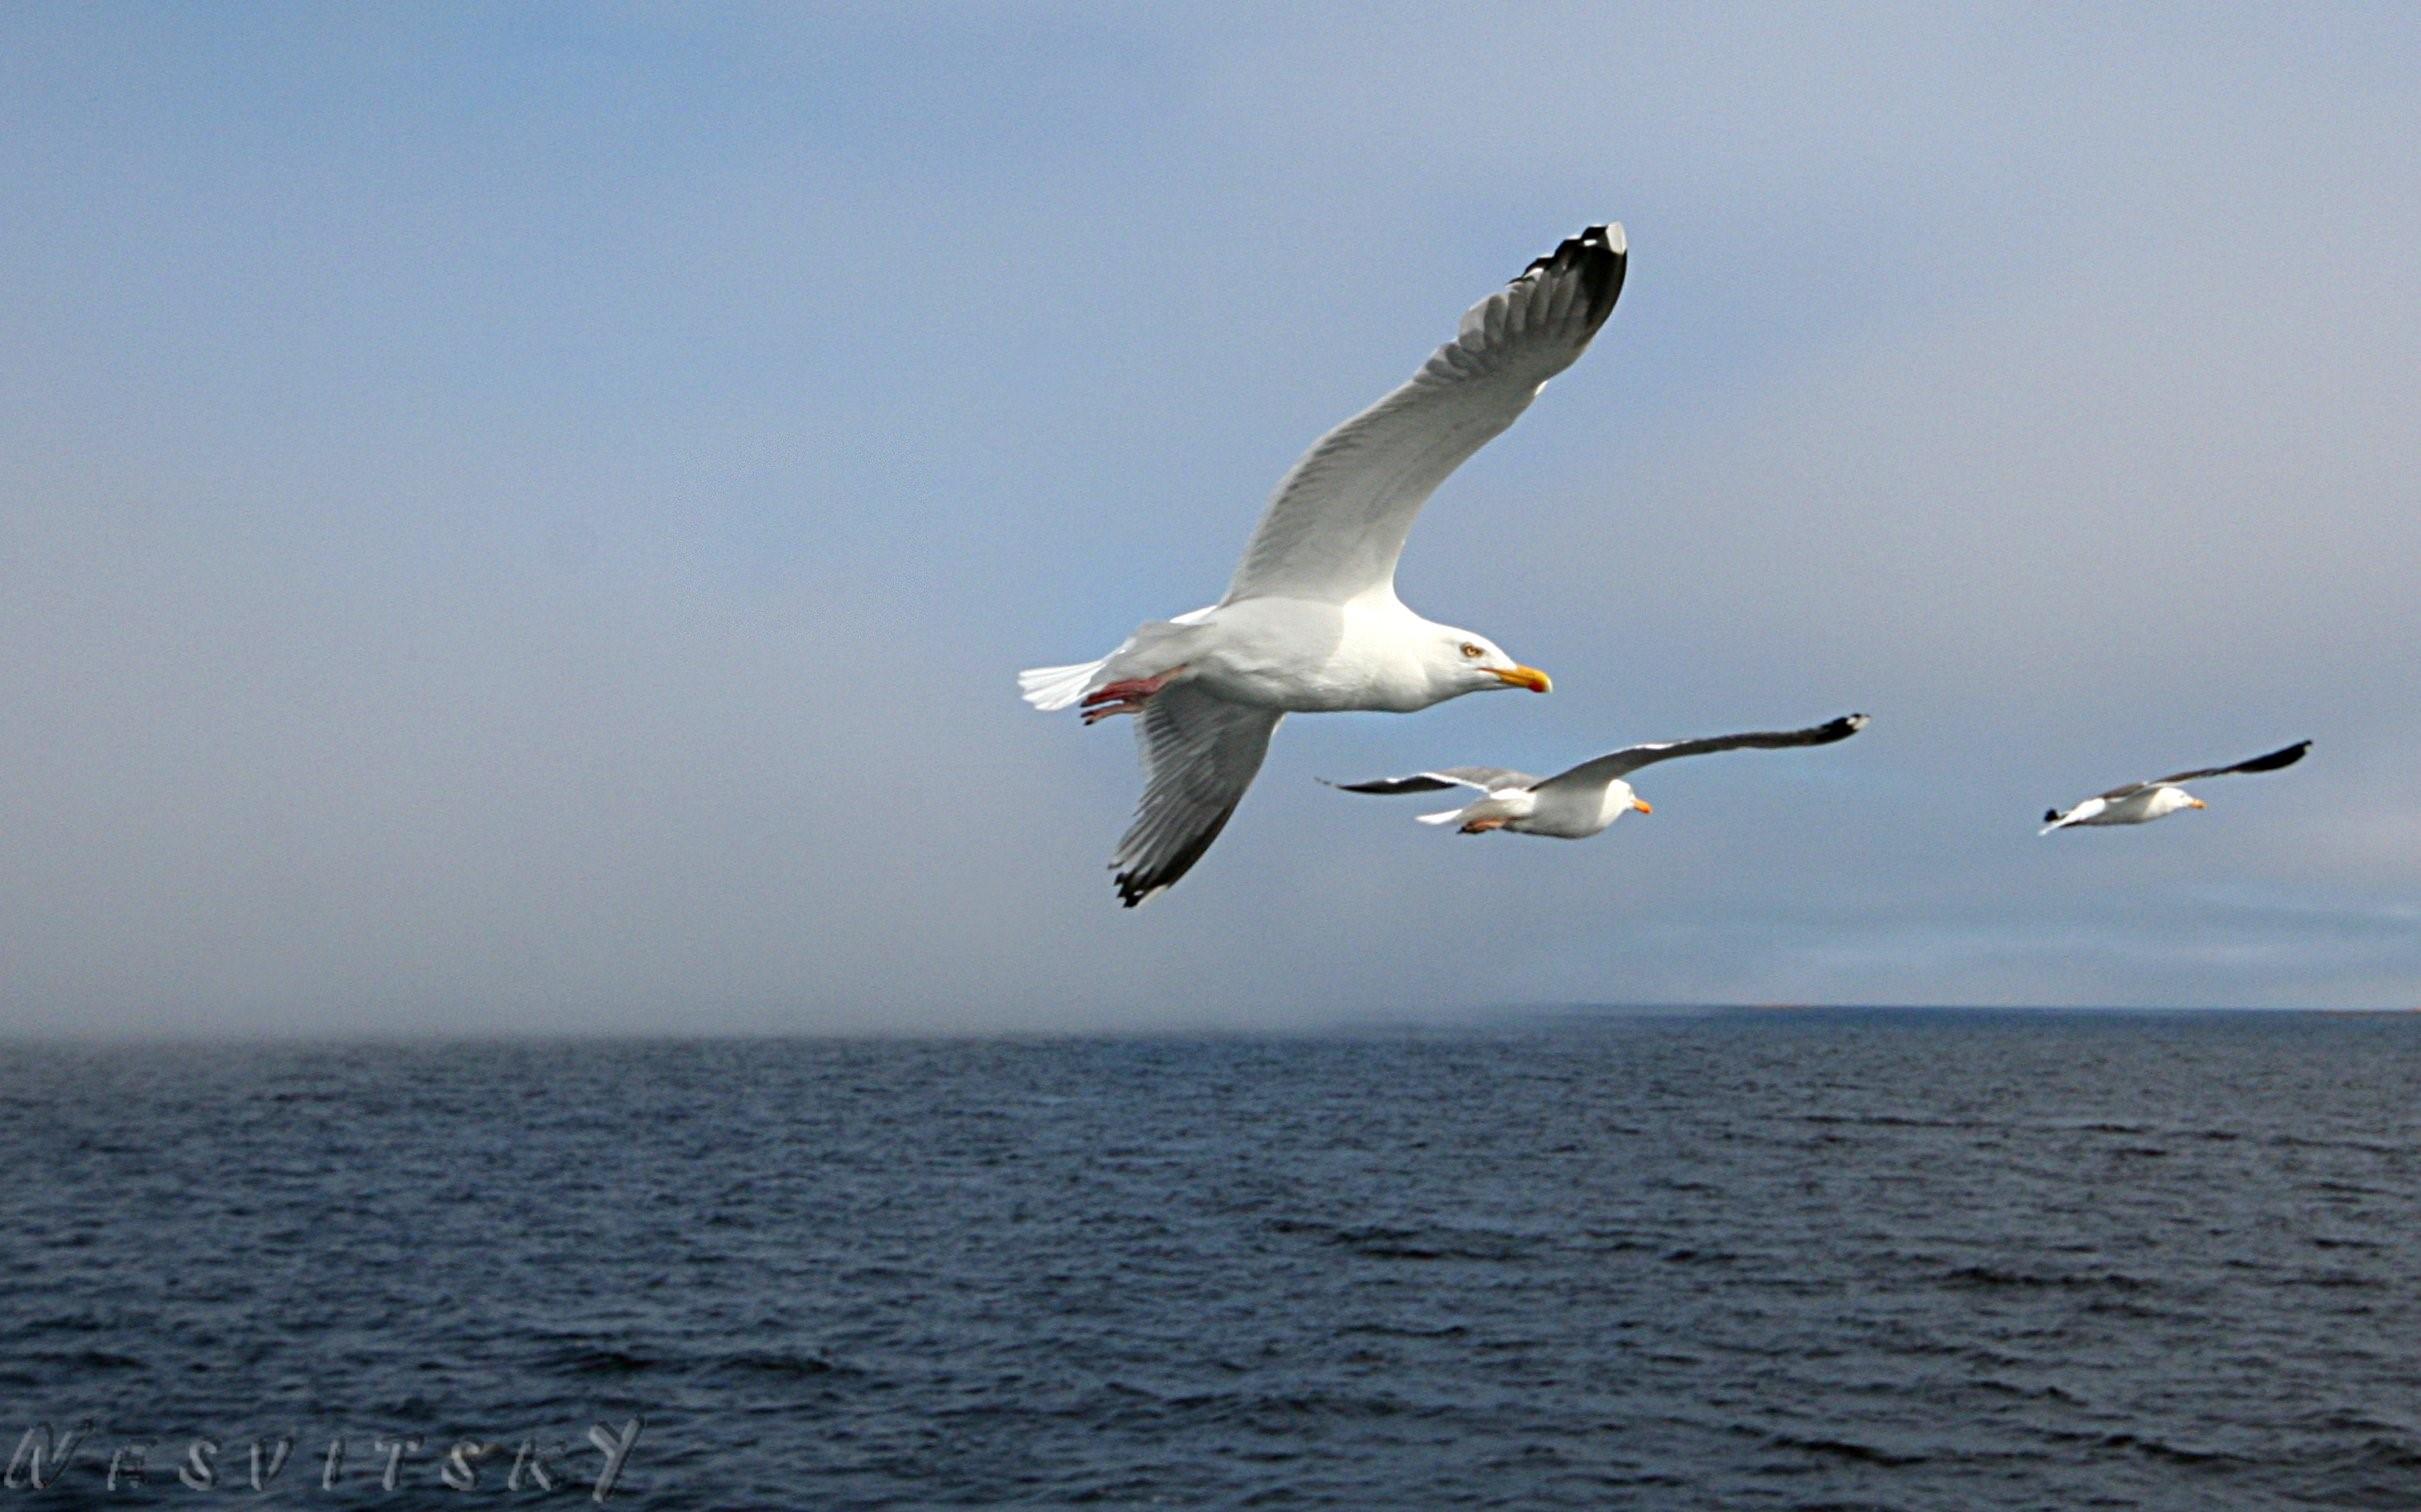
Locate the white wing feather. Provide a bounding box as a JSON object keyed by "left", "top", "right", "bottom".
{"left": 1221, "top": 223, "right": 1627, "bottom": 606}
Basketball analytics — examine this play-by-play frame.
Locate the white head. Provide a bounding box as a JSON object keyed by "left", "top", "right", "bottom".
{"left": 2151, "top": 785, "right": 2207, "bottom": 818}
{"left": 1600, "top": 778, "right": 1654, "bottom": 828}
{"left": 1428, "top": 626, "right": 1552, "bottom": 702}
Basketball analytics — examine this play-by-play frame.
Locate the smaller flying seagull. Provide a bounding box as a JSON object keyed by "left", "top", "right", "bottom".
{"left": 2040, "top": 740, "right": 2310, "bottom": 834}
{"left": 1326, "top": 714, "right": 1869, "bottom": 838}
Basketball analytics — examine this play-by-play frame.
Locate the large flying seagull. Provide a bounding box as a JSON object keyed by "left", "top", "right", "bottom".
{"left": 1022, "top": 222, "right": 1627, "bottom": 905}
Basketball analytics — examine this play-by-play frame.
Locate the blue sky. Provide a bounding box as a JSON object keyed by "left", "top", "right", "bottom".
{"left": 5, "top": 4, "right": 2418, "bottom": 1034}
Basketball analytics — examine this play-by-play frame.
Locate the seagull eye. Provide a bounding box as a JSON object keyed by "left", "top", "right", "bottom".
{"left": 1460, "top": 643, "right": 1483, "bottom": 660}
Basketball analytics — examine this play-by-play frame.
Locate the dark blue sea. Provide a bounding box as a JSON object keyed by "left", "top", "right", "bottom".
{"left": 6, "top": 1010, "right": 2421, "bottom": 1509}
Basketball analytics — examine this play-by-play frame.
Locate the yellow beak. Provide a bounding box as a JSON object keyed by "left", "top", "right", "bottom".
{"left": 1489, "top": 665, "right": 1553, "bottom": 694}
{"left": 2188, "top": 798, "right": 2207, "bottom": 809}
{"left": 1631, "top": 798, "right": 1653, "bottom": 814}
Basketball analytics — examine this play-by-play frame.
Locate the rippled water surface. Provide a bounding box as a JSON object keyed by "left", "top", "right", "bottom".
{"left": 7, "top": 1010, "right": 2421, "bottom": 1508}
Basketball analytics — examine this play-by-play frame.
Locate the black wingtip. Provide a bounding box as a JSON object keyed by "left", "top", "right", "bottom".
{"left": 1113, "top": 868, "right": 1162, "bottom": 908}
{"left": 2242, "top": 739, "right": 2314, "bottom": 775}
{"left": 1521, "top": 221, "right": 1627, "bottom": 331}
{"left": 1110, "top": 803, "right": 1242, "bottom": 909}
{"left": 2044, "top": 809, "right": 2062, "bottom": 825}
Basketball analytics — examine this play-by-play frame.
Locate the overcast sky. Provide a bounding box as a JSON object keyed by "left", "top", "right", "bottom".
{"left": 5, "top": 4, "right": 2417, "bottom": 1036}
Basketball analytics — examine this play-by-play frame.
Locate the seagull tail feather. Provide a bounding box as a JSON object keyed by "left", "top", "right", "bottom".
{"left": 1018, "top": 657, "right": 1109, "bottom": 712}
{"left": 1416, "top": 807, "right": 1468, "bottom": 827}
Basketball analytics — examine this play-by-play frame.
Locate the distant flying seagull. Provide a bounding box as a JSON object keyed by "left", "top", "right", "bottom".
{"left": 1327, "top": 714, "right": 1869, "bottom": 838}
{"left": 2040, "top": 740, "right": 2311, "bottom": 834}
{"left": 1020, "top": 222, "right": 1628, "bottom": 905}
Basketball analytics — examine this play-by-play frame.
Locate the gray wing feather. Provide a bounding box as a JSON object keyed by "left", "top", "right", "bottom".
{"left": 1222, "top": 224, "right": 1626, "bottom": 604}
{"left": 1111, "top": 686, "right": 1284, "bottom": 907}
{"left": 2096, "top": 739, "right": 2312, "bottom": 799}
{"left": 1533, "top": 714, "right": 1870, "bottom": 796}
{"left": 1323, "top": 766, "right": 1534, "bottom": 796}
{"left": 2147, "top": 739, "right": 2312, "bottom": 788}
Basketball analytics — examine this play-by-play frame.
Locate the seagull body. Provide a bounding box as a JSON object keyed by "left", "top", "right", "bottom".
{"left": 1020, "top": 223, "right": 1628, "bottom": 905}
{"left": 2041, "top": 740, "right": 2311, "bottom": 834}
{"left": 1329, "top": 715, "right": 1870, "bottom": 838}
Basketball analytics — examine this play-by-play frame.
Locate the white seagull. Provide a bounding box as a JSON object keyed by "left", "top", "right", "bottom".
{"left": 2040, "top": 740, "right": 2311, "bottom": 834}
{"left": 1326, "top": 714, "right": 1869, "bottom": 838}
{"left": 1020, "top": 222, "right": 1627, "bottom": 905}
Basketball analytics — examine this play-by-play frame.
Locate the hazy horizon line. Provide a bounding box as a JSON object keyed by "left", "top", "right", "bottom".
{"left": 7, "top": 1001, "right": 2416, "bottom": 1049}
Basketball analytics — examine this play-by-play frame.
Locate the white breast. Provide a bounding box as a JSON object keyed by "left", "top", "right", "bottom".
{"left": 1189, "top": 595, "right": 1452, "bottom": 713}
{"left": 1511, "top": 780, "right": 1632, "bottom": 840}
{"left": 2081, "top": 787, "right": 2192, "bottom": 825}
